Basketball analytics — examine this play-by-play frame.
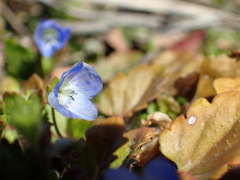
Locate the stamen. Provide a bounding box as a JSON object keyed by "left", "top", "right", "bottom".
{"left": 70, "top": 96, "right": 74, "bottom": 101}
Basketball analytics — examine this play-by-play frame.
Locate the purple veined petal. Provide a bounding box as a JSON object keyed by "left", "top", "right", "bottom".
{"left": 48, "top": 62, "right": 103, "bottom": 120}
{"left": 48, "top": 91, "right": 98, "bottom": 120}
{"left": 61, "top": 62, "right": 103, "bottom": 99}
{"left": 104, "top": 168, "right": 141, "bottom": 180}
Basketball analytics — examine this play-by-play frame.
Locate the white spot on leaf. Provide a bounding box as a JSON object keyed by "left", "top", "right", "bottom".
{"left": 188, "top": 116, "right": 197, "bottom": 125}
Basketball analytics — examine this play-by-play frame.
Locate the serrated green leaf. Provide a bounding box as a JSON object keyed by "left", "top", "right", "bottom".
{"left": 3, "top": 93, "right": 42, "bottom": 143}
{"left": 110, "top": 140, "right": 130, "bottom": 168}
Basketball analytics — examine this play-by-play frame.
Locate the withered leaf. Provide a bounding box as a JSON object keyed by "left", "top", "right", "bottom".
{"left": 142, "top": 112, "right": 172, "bottom": 131}
{"left": 229, "top": 51, "right": 240, "bottom": 59}
{"left": 153, "top": 51, "right": 203, "bottom": 96}
{"left": 86, "top": 116, "right": 127, "bottom": 170}
{"left": 170, "top": 30, "right": 205, "bottom": 53}
{"left": 194, "top": 55, "right": 240, "bottom": 99}
{"left": 213, "top": 77, "right": 240, "bottom": 94}
{"left": 178, "top": 172, "right": 197, "bottom": 180}
{"left": 110, "top": 127, "right": 158, "bottom": 168}
{"left": 104, "top": 28, "right": 129, "bottom": 52}
{"left": 98, "top": 64, "right": 164, "bottom": 117}
{"left": 159, "top": 91, "right": 240, "bottom": 180}
{"left": 174, "top": 72, "right": 199, "bottom": 100}
{"left": 95, "top": 51, "right": 142, "bottom": 81}
{"left": 23, "top": 74, "right": 46, "bottom": 106}
{"left": 127, "top": 127, "right": 159, "bottom": 166}
{"left": 23, "top": 74, "right": 44, "bottom": 91}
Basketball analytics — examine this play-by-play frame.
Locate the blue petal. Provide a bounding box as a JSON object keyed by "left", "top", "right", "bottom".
{"left": 37, "top": 40, "right": 57, "bottom": 58}
{"left": 104, "top": 168, "right": 140, "bottom": 180}
{"left": 61, "top": 62, "right": 103, "bottom": 99}
{"left": 58, "top": 27, "right": 71, "bottom": 49}
{"left": 48, "top": 91, "right": 98, "bottom": 120}
{"left": 48, "top": 62, "right": 103, "bottom": 120}
{"left": 143, "top": 158, "right": 179, "bottom": 180}
{"left": 34, "top": 19, "right": 71, "bottom": 58}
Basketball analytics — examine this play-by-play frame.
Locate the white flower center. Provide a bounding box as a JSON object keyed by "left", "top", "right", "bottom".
{"left": 42, "top": 28, "right": 58, "bottom": 45}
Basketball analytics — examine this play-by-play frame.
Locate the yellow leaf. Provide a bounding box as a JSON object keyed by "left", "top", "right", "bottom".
{"left": 160, "top": 91, "right": 240, "bottom": 179}
{"left": 213, "top": 77, "right": 240, "bottom": 94}
{"left": 99, "top": 63, "right": 164, "bottom": 117}
{"left": 194, "top": 55, "right": 240, "bottom": 99}
{"left": 153, "top": 50, "right": 203, "bottom": 96}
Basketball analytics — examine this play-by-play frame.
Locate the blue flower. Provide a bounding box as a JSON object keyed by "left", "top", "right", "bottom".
{"left": 34, "top": 19, "right": 71, "bottom": 58}
{"left": 48, "top": 62, "right": 102, "bottom": 120}
{"left": 104, "top": 158, "right": 179, "bottom": 180}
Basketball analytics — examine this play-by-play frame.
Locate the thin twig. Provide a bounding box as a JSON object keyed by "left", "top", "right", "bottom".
{"left": 51, "top": 107, "right": 63, "bottom": 138}
{"left": 0, "top": 2, "right": 28, "bottom": 36}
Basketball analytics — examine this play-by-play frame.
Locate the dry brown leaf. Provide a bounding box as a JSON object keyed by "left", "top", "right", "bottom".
{"left": 159, "top": 91, "right": 240, "bottom": 180}
{"left": 170, "top": 30, "right": 205, "bottom": 53}
{"left": 23, "top": 74, "right": 44, "bottom": 91}
{"left": 104, "top": 28, "right": 129, "bottom": 52}
{"left": 23, "top": 74, "right": 46, "bottom": 106}
{"left": 194, "top": 55, "right": 240, "bottom": 99}
{"left": 178, "top": 172, "right": 197, "bottom": 180}
{"left": 174, "top": 72, "right": 199, "bottom": 100}
{"left": 86, "top": 116, "right": 127, "bottom": 168}
{"left": 153, "top": 51, "right": 203, "bottom": 96}
{"left": 141, "top": 112, "right": 172, "bottom": 131}
{"left": 153, "top": 51, "right": 203, "bottom": 78}
{"left": 98, "top": 63, "right": 164, "bottom": 117}
{"left": 213, "top": 78, "right": 240, "bottom": 94}
{"left": 229, "top": 51, "right": 240, "bottom": 59}
{"left": 95, "top": 51, "right": 142, "bottom": 81}
{"left": 124, "top": 127, "right": 159, "bottom": 166}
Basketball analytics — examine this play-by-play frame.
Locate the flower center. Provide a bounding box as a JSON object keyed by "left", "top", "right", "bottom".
{"left": 69, "top": 91, "right": 78, "bottom": 101}
{"left": 42, "top": 28, "right": 58, "bottom": 44}
{"left": 58, "top": 89, "right": 78, "bottom": 107}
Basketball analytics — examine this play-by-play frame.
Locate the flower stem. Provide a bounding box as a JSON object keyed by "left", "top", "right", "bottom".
{"left": 41, "top": 57, "right": 54, "bottom": 75}
{"left": 51, "top": 107, "right": 63, "bottom": 138}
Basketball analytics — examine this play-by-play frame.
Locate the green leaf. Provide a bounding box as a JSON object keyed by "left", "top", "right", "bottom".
{"left": 67, "top": 118, "right": 94, "bottom": 139}
{"left": 1, "top": 127, "right": 18, "bottom": 143}
{"left": 110, "top": 139, "right": 130, "bottom": 168}
{"left": 0, "top": 76, "right": 20, "bottom": 93}
{"left": 3, "top": 93, "right": 42, "bottom": 143}
{"left": 4, "top": 38, "right": 37, "bottom": 79}
{"left": 147, "top": 102, "right": 158, "bottom": 114}
{"left": 46, "top": 77, "right": 59, "bottom": 94}
{"left": 46, "top": 105, "right": 68, "bottom": 138}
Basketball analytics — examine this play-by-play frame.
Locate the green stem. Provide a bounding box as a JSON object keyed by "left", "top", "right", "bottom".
{"left": 51, "top": 107, "right": 63, "bottom": 138}
{"left": 41, "top": 57, "right": 54, "bottom": 75}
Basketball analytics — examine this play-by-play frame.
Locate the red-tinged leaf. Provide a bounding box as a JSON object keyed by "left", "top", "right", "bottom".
{"left": 170, "top": 30, "right": 205, "bottom": 52}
